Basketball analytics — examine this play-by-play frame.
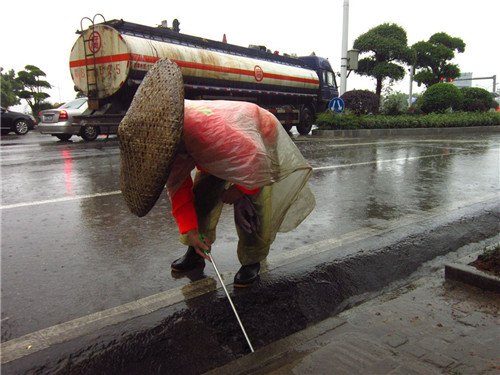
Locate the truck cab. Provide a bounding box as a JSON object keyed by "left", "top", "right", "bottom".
{"left": 299, "top": 56, "right": 339, "bottom": 112}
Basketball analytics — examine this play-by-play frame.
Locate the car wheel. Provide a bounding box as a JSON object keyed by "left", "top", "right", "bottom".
{"left": 14, "top": 119, "right": 30, "bottom": 135}
{"left": 56, "top": 134, "right": 72, "bottom": 141}
{"left": 80, "top": 126, "right": 99, "bottom": 141}
{"left": 296, "top": 107, "right": 314, "bottom": 135}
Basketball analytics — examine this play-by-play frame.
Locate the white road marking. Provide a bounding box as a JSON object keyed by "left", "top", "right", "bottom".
{"left": 0, "top": 191, "right": 122, "bottom": 210}
{"left": 0, "top": 151, "right": 461, "bottom": 210}
{"left": 311, "top": 152, "right": 456, "bottom": 171}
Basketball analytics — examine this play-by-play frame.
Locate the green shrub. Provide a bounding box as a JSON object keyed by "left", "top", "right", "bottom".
{"left": 316, "top": 111, "right": 500, "bottom": 130}
{"left": 340, "top": 90, "right": 380, "bottom": 115}
{"left": 421, "top": 83, "right": 464, "bottom": 113}
{"left": 316, "top": 112, "right": 364, "bottom": 129}
{"left": 380, "top": 93, "right": 409, "bottom": 115}
{"left": 461, "top": 87, "right": 494, "bottom": 112}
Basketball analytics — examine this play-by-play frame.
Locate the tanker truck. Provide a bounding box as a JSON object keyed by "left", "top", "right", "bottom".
{"left": 66, "top": 16, "right": 338, "bottom": 138}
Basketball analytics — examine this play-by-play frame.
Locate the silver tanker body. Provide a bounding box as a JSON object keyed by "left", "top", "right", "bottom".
{"left": 69, "top": 18, "right": 338, "bottom": 135}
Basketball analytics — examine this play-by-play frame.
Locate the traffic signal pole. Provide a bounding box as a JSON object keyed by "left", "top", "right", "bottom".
{"left": 452, "top": 75, "right": 497, "bottom": 92}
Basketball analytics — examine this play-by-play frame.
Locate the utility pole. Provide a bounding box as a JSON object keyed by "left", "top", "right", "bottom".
{"left": 408, "top": 66, "right": 414, "bottom": 108}
{"left": 340, "top": 0, "right": 349, "bottom": 96}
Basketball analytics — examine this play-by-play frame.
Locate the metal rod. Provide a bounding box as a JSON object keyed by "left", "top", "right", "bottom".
{"left": 209, "top": 252, "right": 254, "bottom": 353}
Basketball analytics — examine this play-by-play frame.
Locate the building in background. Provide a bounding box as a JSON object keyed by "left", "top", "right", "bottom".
{"left": 452, "top": 72, "right": 473, "bottom": 88}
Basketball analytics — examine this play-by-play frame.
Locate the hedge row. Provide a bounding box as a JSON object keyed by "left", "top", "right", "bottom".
{"left": 316, "top": 111, "right": 500, "bottom": 130}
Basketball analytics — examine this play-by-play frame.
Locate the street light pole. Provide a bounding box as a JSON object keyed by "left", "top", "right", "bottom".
{"left": 340, "top": 0, "right": 349, "bottom": 96}
{"left": 408, "top": 66, "right": 414, "bottom": 108}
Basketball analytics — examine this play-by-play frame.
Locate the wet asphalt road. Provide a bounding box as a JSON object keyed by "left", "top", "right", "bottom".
{"left": 1, "top": 129, "right": 499, "bottom": 343}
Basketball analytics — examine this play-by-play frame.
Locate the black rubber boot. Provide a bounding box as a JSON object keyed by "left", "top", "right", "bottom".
{"left": 234, "top": 263, "right": 260, "bottom": 287}
{"left": 171, "top": 246, "right": 204, "bottom": 272}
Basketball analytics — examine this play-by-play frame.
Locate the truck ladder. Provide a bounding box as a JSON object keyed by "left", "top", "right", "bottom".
{"left": 80, "top": 14, "right": 105, "bottom": 110}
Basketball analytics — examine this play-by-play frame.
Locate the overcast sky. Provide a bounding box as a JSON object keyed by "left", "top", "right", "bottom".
{"left": 2, "top": 0, "right": 498, "bottom": 110}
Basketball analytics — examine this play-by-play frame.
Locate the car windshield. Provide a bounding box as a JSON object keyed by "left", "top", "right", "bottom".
{"left": 60, "top": 98, "right": 87, "bottom": 109}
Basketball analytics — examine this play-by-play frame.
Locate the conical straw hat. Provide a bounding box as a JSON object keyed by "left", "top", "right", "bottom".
{"left": 118, "top": 58, "right": 184, "bottom": 217}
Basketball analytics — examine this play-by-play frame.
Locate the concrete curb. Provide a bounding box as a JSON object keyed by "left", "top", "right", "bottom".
{"left": 2, "top": 200, "right": 499, "bottom": 375}
{"left": 444, "top": 244, "right": 500, "bottom": 292}
{"left": 312, "top": 125, "right": 500, "bottom": 138}
{"left": 445, "top": 263, "right": 500, "bottom": 292}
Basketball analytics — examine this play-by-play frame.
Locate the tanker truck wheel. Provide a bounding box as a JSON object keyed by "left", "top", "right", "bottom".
{"left": 80, "top": 126, "right": 99, "bottom": 141}
{"left": 297, "top": 107, "right": 314, "bottom": 135}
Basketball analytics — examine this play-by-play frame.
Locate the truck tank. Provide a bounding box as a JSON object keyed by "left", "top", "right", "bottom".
{"left": 69, "top": 17, "right": 336, "bottom": 135}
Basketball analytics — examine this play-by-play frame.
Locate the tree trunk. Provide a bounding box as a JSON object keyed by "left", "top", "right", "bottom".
{"left": 374, "top": 78, "right": 382, "bottom": 114}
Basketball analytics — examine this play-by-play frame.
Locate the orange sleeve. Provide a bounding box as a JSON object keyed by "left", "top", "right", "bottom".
{"left": 235, "top": 185, "right": 261, "bottom": 195}
{"left": 171, "top": 176, "right": 198, "bottom": 234}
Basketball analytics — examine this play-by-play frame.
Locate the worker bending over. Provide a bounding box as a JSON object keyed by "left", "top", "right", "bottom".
{"left": 119, "top": 59, "right": 315, "bottom": 287}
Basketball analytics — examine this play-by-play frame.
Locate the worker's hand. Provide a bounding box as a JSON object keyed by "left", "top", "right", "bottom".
{"left": 221, "top": 185, "right": 244, "bottom": 205}
{"left": 186, "top": 229, "right": 212, "bottom": 261}
{"left": 234, "top": 196, "right": 261, "bottom": 234}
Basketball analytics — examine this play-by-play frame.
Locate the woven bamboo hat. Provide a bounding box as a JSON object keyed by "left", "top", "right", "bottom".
{"left": 118, "top": 58, "right": 184, "bottom": 217}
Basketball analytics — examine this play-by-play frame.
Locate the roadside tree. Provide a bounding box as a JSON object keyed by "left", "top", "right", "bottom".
{"left": 412, "top": 33, "right": 465, "bottom": 88}
{"left": 15, "top": 65, "right": 51, "bottom": 116}
{"left": 1, "top": 68, "right": 22, "bottom": 108}
{"left": 353, "top": 23, "right": 415, "bottom": 105}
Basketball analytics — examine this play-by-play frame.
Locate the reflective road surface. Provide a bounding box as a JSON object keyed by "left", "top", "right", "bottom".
{"left": 1, "top": 130, "right": 499, "bottom": 342}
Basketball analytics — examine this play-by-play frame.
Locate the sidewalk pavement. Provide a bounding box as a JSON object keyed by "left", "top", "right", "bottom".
{"left": 205, "top": 267, "right": 500, "bottom": 375}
